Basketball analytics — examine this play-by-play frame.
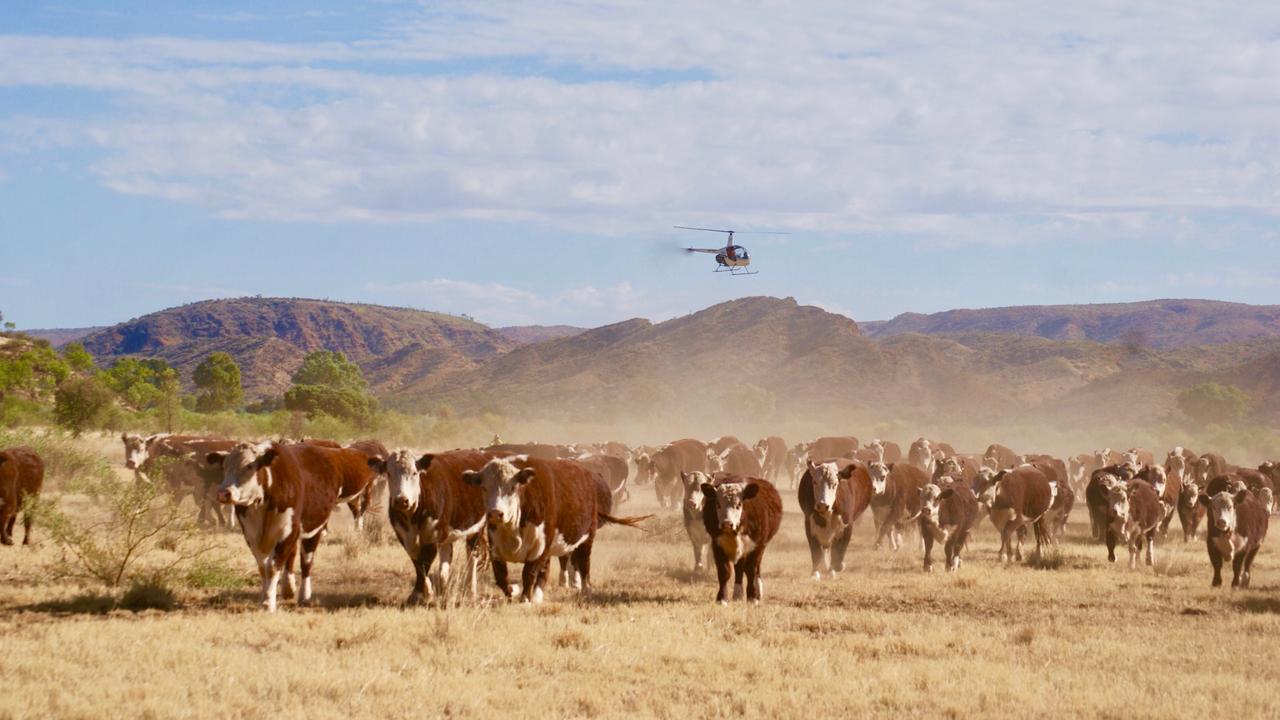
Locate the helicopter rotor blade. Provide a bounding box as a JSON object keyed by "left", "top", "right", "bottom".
{"left": 674, "top": 225, "right": 733, "bottom": 234}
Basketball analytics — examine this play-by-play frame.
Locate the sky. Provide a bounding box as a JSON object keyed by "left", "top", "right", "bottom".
{"left": 1, "top": 1, "right": 1278, "bottom": 330}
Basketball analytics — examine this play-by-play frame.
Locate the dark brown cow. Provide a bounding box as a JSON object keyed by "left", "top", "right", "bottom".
{"left": 464, "top": 456, "right": 648, "bottom": 602}
{"left": 369, "top": 449, "right": 491, "bottom": 604}
{"left": 798, "top": 460, "right": 871, "bottom": 580}
{"left": 650, "top": 439, "right": 710, "bottom": 509}
{"left": 988, "top": 466, "right": 1054, "bottom": 562}
{"left": 1103, "top": 478, "right": 1162, "bottom": 568}
{"left": 1086, "top": 464, "right": 1139, "bottom": 541}
{"left": 1198, "top": 482, "right": 1269, "bottom": 588}
{"left": 1029, "top": 460, "right": 1074, "bottom": 540}
{"left": 983, "top": 444, "right": 1018, "bottom": 471}
{"left": 933, "top": 454, "right": 981, "bottom": 484}
{"left": 917, "top": 480, "right": 978, "bottom": 572}
{"left": 807, "top": 436, "right": 860, "bottom": 462}
{"left": 700, "top": 474, "right": 782, "bottom": 604}
{"left": 867, "top": 462, "right": 929, "bottom": 551}
{"left": 0, "top": 447, "right": 43, "bottom": 546}
{"left": 754, "top": 436, "right": 788, "bottom": 487}
{"left": 208, "top": 441, "right": 380, "bottom": 611}
{"left": 1195, "top": 453, "right": 1229, "bottom": 486}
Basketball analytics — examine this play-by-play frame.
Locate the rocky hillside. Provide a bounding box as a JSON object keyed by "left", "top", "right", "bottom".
{"left": 862, "top": 299, "right": 1280, "bottom": 349}
{"left": 77, "top": 298, "right": 516, "bottom": 397}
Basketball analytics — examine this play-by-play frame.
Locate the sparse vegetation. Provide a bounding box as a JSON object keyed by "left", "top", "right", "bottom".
{"left": 1178, "top": 382, "right": 1251, "bottom": 427}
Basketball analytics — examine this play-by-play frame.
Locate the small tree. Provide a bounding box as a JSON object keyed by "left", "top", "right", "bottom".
{"left": 155, "top": 368, "right": 183, "bottom": 433}
{"left": 62, "top": 342, "right": 95, "bottom": 374}
{"left": 193, "top": 352, "right": 243, "bottom": 412}
{"left": 100, "top": 357, "right": 172, "bottom": 410}
{"left": 1177, "top": 383, "right": 1250, "bottom": 427}
{"left": 284, "top": 350, "right": 378, "bottom": 426}
{"left": 53, "top": 375, "right": 114, "bottom": 437}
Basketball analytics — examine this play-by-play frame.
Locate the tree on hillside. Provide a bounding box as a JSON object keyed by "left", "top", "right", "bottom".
{"left": 193, "top": 352, "right": 243, "bottom": 412}
{"left": 100, "top": 357, "right": 172, "bottom": 410}
{"left": 1177, "top": 382, "right": 1250, "bottom": 427}
{"left": 54, "top": 375, "right": 114, "bottom": 437}
{"left": 62, "top": 342, "right": 95, "bottom": 373}
{"left": 284, "top": 350, "right": 378, "bottom": 426}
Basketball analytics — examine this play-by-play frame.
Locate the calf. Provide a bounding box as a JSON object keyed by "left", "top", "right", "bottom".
{"left": 208, "top": 441, "right": 380, "bottom": 611}
{"left": 798, "top": 460, "right": 871, "bottom": 580}
{"left": 701, "top": 475, "right": 782, "bottom": 604}
{"left": 464, "top": 456, "right": 648, "bottom": 603}
{"left": 0, "top": 447, "right": 44, "bottom": 546}
{"left": 680, "top": 471, "right": 715, "bottom": 573}
{"left": 369, "top": 449, "right": 490, "bottom": 605}
{"left": 868, "top": 462, "right": 929, "bottom": 551}
{"left": 917, "top": 480, "right": 978, "bottom": 572}
{"left": 1103, "top": 477, "right": 1161, "bottom": 569}
{"left": 1198, "top": 486, "right": 1269, "bottom": 588}
{"left": 650, "top": 439, "right": 710, "bottom": 509}
{"left": 1086, "top": 464, "right": 1138, "bottom": 541}
{"left": 988, "top": 466, "right": 1054, "bottom": 562}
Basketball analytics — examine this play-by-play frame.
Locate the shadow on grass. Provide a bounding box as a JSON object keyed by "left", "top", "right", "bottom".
{"left": 17, "top": 592, "right": 118, "bottom": 616}
{"left": 1236, "top": 596, "right": 1280, "bottom": 614}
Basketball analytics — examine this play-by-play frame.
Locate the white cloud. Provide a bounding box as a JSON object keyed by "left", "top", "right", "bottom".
{"left": 363, "top": 278, "right": 646, "bottom": 326}
{"left": 1, "top": 2, "right": 1279, "bottom": 247}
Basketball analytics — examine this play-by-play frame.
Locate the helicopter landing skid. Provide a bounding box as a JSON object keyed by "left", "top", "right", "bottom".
{"left": 716, "top": 266, "right": 758, "bottom": 276}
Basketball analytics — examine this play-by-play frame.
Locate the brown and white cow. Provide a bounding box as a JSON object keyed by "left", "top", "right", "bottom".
{"left": 1198, "top": 483, "right": 1269, "bottom": 588}
{"left": 1086, "top": 463, "right": 1139, "bottom": 541}
{"left": 710, "top": 436, "right": 743, "bottom": 455}
{"left": 807, "top": 436, "right": 860, "bottom": 462}
{"left": 798, "top": 460, "right": 871, "bottom": 580}
{"left": 129, "top": 434, "right": 237, "bottom": 528}
{"left": 680, "top": 471, "right": 715, "bottom": 573}
{"left": 1068, "top": 453, "right": 1099, "bottom": 498}
{"left": 988, "top": 466, "right": 1055, "bottom": 562}
{"left": 700, "top": 474, "right": 782, "bottom": 604}
{"left": 907, "top": 438, "right": 936, "bottom": 476}
{"left": 573, "top": 452, "right": 631, "bottom": 506}
{"left": 868, "top": 461, "right": 929, "bottom": 551}
{"left": 650, "top": 439, "right": 710, "bottom": 509}
{"left": 753, "top": 436, "right": 788, "bottom": 487}
{"left": 208, "top": 441, "right": 380, "bottom": 611}
{"left": 983, "top": 444, "right": 1018, "bottom": 472}
{"left": 1103, "top": 477, "right": 1162, "bottom": 569}
{"left": 917, "top": 480, "right": 979, "bottom": 572}
{"left": 369, "top": 449, "right": 490, "bottom": 605}
{"left": 340, "top": 439, "right": 389, "bottom": 531}
{"left": 709, "top": 443, "right": 764, "bottom": 478}
{"left": 1194, "top": 453, "right": 1229, "bottom": 486}
{"left": 464, "top": 456, "right": 648, "bottom": 602}
{"left": 0, "top": 447, "right": 44, "bottom": 546}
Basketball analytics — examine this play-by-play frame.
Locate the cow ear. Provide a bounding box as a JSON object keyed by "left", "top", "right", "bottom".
{"left": 257, "top": 449, "right": 278, "bottom": 469}
{"left": 206, "top": 452, "right": 226, "bottom": 466}
{"left": 1235, "top": 490, "right": 1249, "bottom": 505}
{"left": 1197, "top": 494, "right": 1210, "bottom": 508}
{"left": 121, "top": 433, "right": 129, "bottom": 442}
{"left": 701, "top": 483, "right": 716, "bottom": 501}
{"left": 939, "top": 488, "right": 954, "bottom": 499}
{"left": 416, "top": 454, "right": 435, "bottom": 472}
{"left": 742, "top": 483, "right": 760, "bottom": 500}
{"left": 838, "top": 464, "right": 856, "bottom": 479}
{"left": 367, "top": 458, "right": 386, "bottom": 474}
{"left": 462, "top": 470, "right": 481, "bottom": 486}
{"left": 806, "top": 459, "right": 818, "bottom": 470}
{"left": 515, "top": 468, "right": 536, "bottom": 485}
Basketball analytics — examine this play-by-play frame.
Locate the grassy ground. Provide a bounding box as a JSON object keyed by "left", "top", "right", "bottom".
{"left": 1, "top": 436, "right": 1277, "bottom": 719}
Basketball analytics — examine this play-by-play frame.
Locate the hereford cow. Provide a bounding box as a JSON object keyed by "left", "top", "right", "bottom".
{"left": 483, "top": 442, "right": 573, "bottom": 460}
{"left": 343, "top": 439, "right": 389, "bottom": 530}
{"left": 1068, "top": 453, "right": 1098, "bottom": 497}
{"left": 870, "top": 439, "right": 903, "bottom": 464}
{"left": 988, "top": 466, "right": 1055, "bottom": 562}
{"left": 573, "top": 452, "right": 631, "bottom": 506}
{"left": 754, "top": 436, "right": 788, "bottom": 487}
{"left": 806, "top": 436, "right": 860, "bottom": 463}
{"left": 208, "top": 441, "right": 381, "bottom": 611}
{"left": 1103, "top": 477, "right": 1162, "bottom": 568}
{"left": 0, "top": 447, "right": 44, "bottom": 546}
{"left": 1198, "top": 483, "right": 1269, "bottom": 588}
{"left": 680, "top": 471, "right": 715, "bottom": 573}
{"left": 934, "top": 455, "right": 981, "bottom": 485}
{"left": 632, "top": 447, "right": 657, "bottom": 487}
{"left": 907, "top": 438, "right": 936, "bottom": 476}
{"left": 130, "top": 435, "right": 237, "bottom": 528}
{"left": 700, "top": 474, "right": 782, "bottom": 605}
{"left": 650, "top": 439, "right": 711, "bottom": 509}
{"left": 868, "top": 462, "right": 929, "bottom": 551}
{"left": 983, "top": 444, "right": 1018, "bottom": 471}
{"left": 1178, "top": 474, "right": 1207, "bottom": 542}
{"left": 710, "top": 436, "right": 743, "bottom": 455}
{"left": 464, "top": 456, "right": 648, "bottom": 602}
{"left": 369, "top": 449, "right": 490, "bottom": 604}
{"left": 798, "top": 460, "right": 871, "bottom": 580}
{"left": 709, "top": 443, "right": 764, "bottom": 478}
{"left": 917, "top": 480, "right": 979, "bottom": 572}
{"left": 1032, "top": 461, "right": 1074, "bottom": 540}
{"left": 1086, "top": 464, "right": 1139, "bottom": 541}
{"left": 1195, "top": 453, "right": 1229, "bottom": 486}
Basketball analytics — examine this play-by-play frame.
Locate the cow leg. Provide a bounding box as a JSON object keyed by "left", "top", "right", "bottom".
{"left": 804, "top": 520, "right": 824, "bottom": 580}
{"left": 1208, "top": 546, "right": 1224, "bottom": 587}
{"left": 831, "top": 527, "right": 852, "bottom": 575}
{"left": 1, "top": 513, "right": 14, "bottom": 545}
{"left": 1241, "top": 547, "right": 1259, "bottom": 589}
{"left": 465, "top": 535, "right": 481, "bottom": 598}
{"left": 922, "top": 525, "right": 935, "bottom": 572}
{"left": 297, "top": 531, "right": 324, "bottom": 606}
{"left": 409, "top": 543, "right": 438, "bottom": 606}
{"left": 946, "top": 532, "right": 965, "bottom": 572}
{"left": 712, "top": 549, "right": 731, "bottom": 605}
{"left": 1145, "top": 531, "right": 1155, "bottom": 567}
{"left": 1106, "top": 527, "right": 1118, "bottom": 563}
{"left": 732, "top": 560, "right": 746, "bottom": 601}
{"left": 744, "top": 550, "right": 764, "bottom": 604}
{"left": 572, "top": 538, "right": 593, "bottom": 595}
{"left": 557, "top": 555, "right": 572, "bottom": 588}
{"left": 437, "top": 541, "right": 455, "bottom": 593}
{"left": 1015, "top": 525, "right": 1026, "bottom": 562}
{"left": 691, "top": 540, "right": 705, "bottom": 574}
{"left": 22, "top": 509, "right": 35, "bottom": 545}
{"left": 491, "top": 555, "right": 514, "bottom": 598}
{"left": 522, "top": 559, "right": 548, "bottom": 603}
{"left": 1231, "top": 551, "right": 1246, "bottom": 589}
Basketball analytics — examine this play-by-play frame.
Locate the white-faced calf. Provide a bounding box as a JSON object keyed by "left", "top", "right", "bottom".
{"left": 1198, "top": 486, "right": 1269, "bottom": 588}
{"left": 917, "top": 480, "right": 978, "bottom": 572}
{"left": 700, "top": 476, "right": 782, "bottom": 605}
{"left": 1103, "top": 478, "right": 1161, "bottom": 569}
{"left": 680, "top": 471, "right": 713, "bottom": 573}
{"left": 798, "top": 460, "right": 870, "bottom": 580}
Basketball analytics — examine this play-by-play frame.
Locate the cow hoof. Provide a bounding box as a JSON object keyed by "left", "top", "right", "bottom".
{"left": 811, "top": 571, "right": 822, "bottom": 582}
{"left": 0, "top": 538, "right": 12, "bottom": 547}
{"left": 717, "top": 600, "right": 728, "bottom": 607}
{"left": 261, "top": 601, "right": 277, "bottom": 613}
{"left": 404, "top": 593, "right": 427, "bottom": 607}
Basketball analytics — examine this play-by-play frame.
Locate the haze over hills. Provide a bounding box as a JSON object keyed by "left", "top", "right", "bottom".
{"left": 861, "top": 299, "right": 1280, "bottom": 349}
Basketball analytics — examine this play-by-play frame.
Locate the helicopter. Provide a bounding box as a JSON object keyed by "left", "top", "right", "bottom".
{"left": 675, "top": 226, "right": 787, "bottom": 275}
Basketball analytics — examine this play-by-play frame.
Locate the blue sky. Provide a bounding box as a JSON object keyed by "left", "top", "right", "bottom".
{"left": 1, "top": 1, "right": 1278, "bottom": 329}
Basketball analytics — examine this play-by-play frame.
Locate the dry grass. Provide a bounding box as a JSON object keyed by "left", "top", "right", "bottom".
{"left": 0, "top": 438, "right": 1278, "bottom": 719}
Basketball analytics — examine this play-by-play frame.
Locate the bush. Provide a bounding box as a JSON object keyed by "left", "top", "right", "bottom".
{"left": 193, "top": 352, "right": 244, "bottom": 412}
{"left": 1178, "top": 383, "right": 1250, "bottom": 427}
{"left": 119, "top": 576, "right": 180, "bottom": 611}
{"left": 53, "top": 375, "right": 115, "bottom": 437}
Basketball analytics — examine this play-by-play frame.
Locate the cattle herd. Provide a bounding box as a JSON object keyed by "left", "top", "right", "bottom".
{"left": 0, "top": 432, "right": 1277, "bottom": 610}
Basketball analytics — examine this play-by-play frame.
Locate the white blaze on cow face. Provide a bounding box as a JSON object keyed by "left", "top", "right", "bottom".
{"left": 868, "top": 462, "right": 890, "bottom": 496}
{"left": 1147, "top": 466, "right": 1167, "bottom": 497}
{"left": 464, "top": 457, "right": 534, "bottom": 529}
{"left": 702, "top": 482, "right": 759, "bottom": 533}
{"left": 682, "top": 471, "right": 711, "bottom": 515}
{"left": 381, "top": 449, "right": 422, "bottom": 512}
{"left": 121, "top": 433, "right": 150, "bottom": 470}
{"left": 1195, "top": 457, "right": 1212, "bottom": 484}
{"left": 1258, "top": 488, "right": 1275, "bottom": 515}
{"left": 1105, "top": 479, "right": 1131, "bottom": 538}
{"left": 1204, "top": 491, "right": 1237, "bottom": 534}
{"left": 918, "top": 483, "right": 943, "bottom": 528}
{"left": 868, "top": 439, "right": 885, "bottom": 463}
{"left": 808, "top": 461, "right": 841, "bottom": 516}
{"left": 974, "top": 468, "right": 999, "bottom": 507}
{"left": 212, "top": 442, "right": 276, "bottom": 506}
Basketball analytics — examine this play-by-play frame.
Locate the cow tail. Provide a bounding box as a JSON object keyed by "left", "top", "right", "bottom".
{"left": 599, "top": 512, "right": 654, "bottom": 531}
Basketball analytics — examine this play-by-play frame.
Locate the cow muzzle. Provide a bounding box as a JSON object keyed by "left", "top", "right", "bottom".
{"left": 814, "top": 503, "right": 830, "bottom": 515}
{"left": 391, "top": 496, "right": 410, "bottom": 511}
{"left": 217, "top": 488, "right": 234, "bottom": 505}
{"left": 126, "top": 460, "right": 137, "bottom": 470}
{"left": 487, "top": 509, "right": 505, "bottom": 525}
{"left": 720, "top": 521, "right": 737, "bottom": 532}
